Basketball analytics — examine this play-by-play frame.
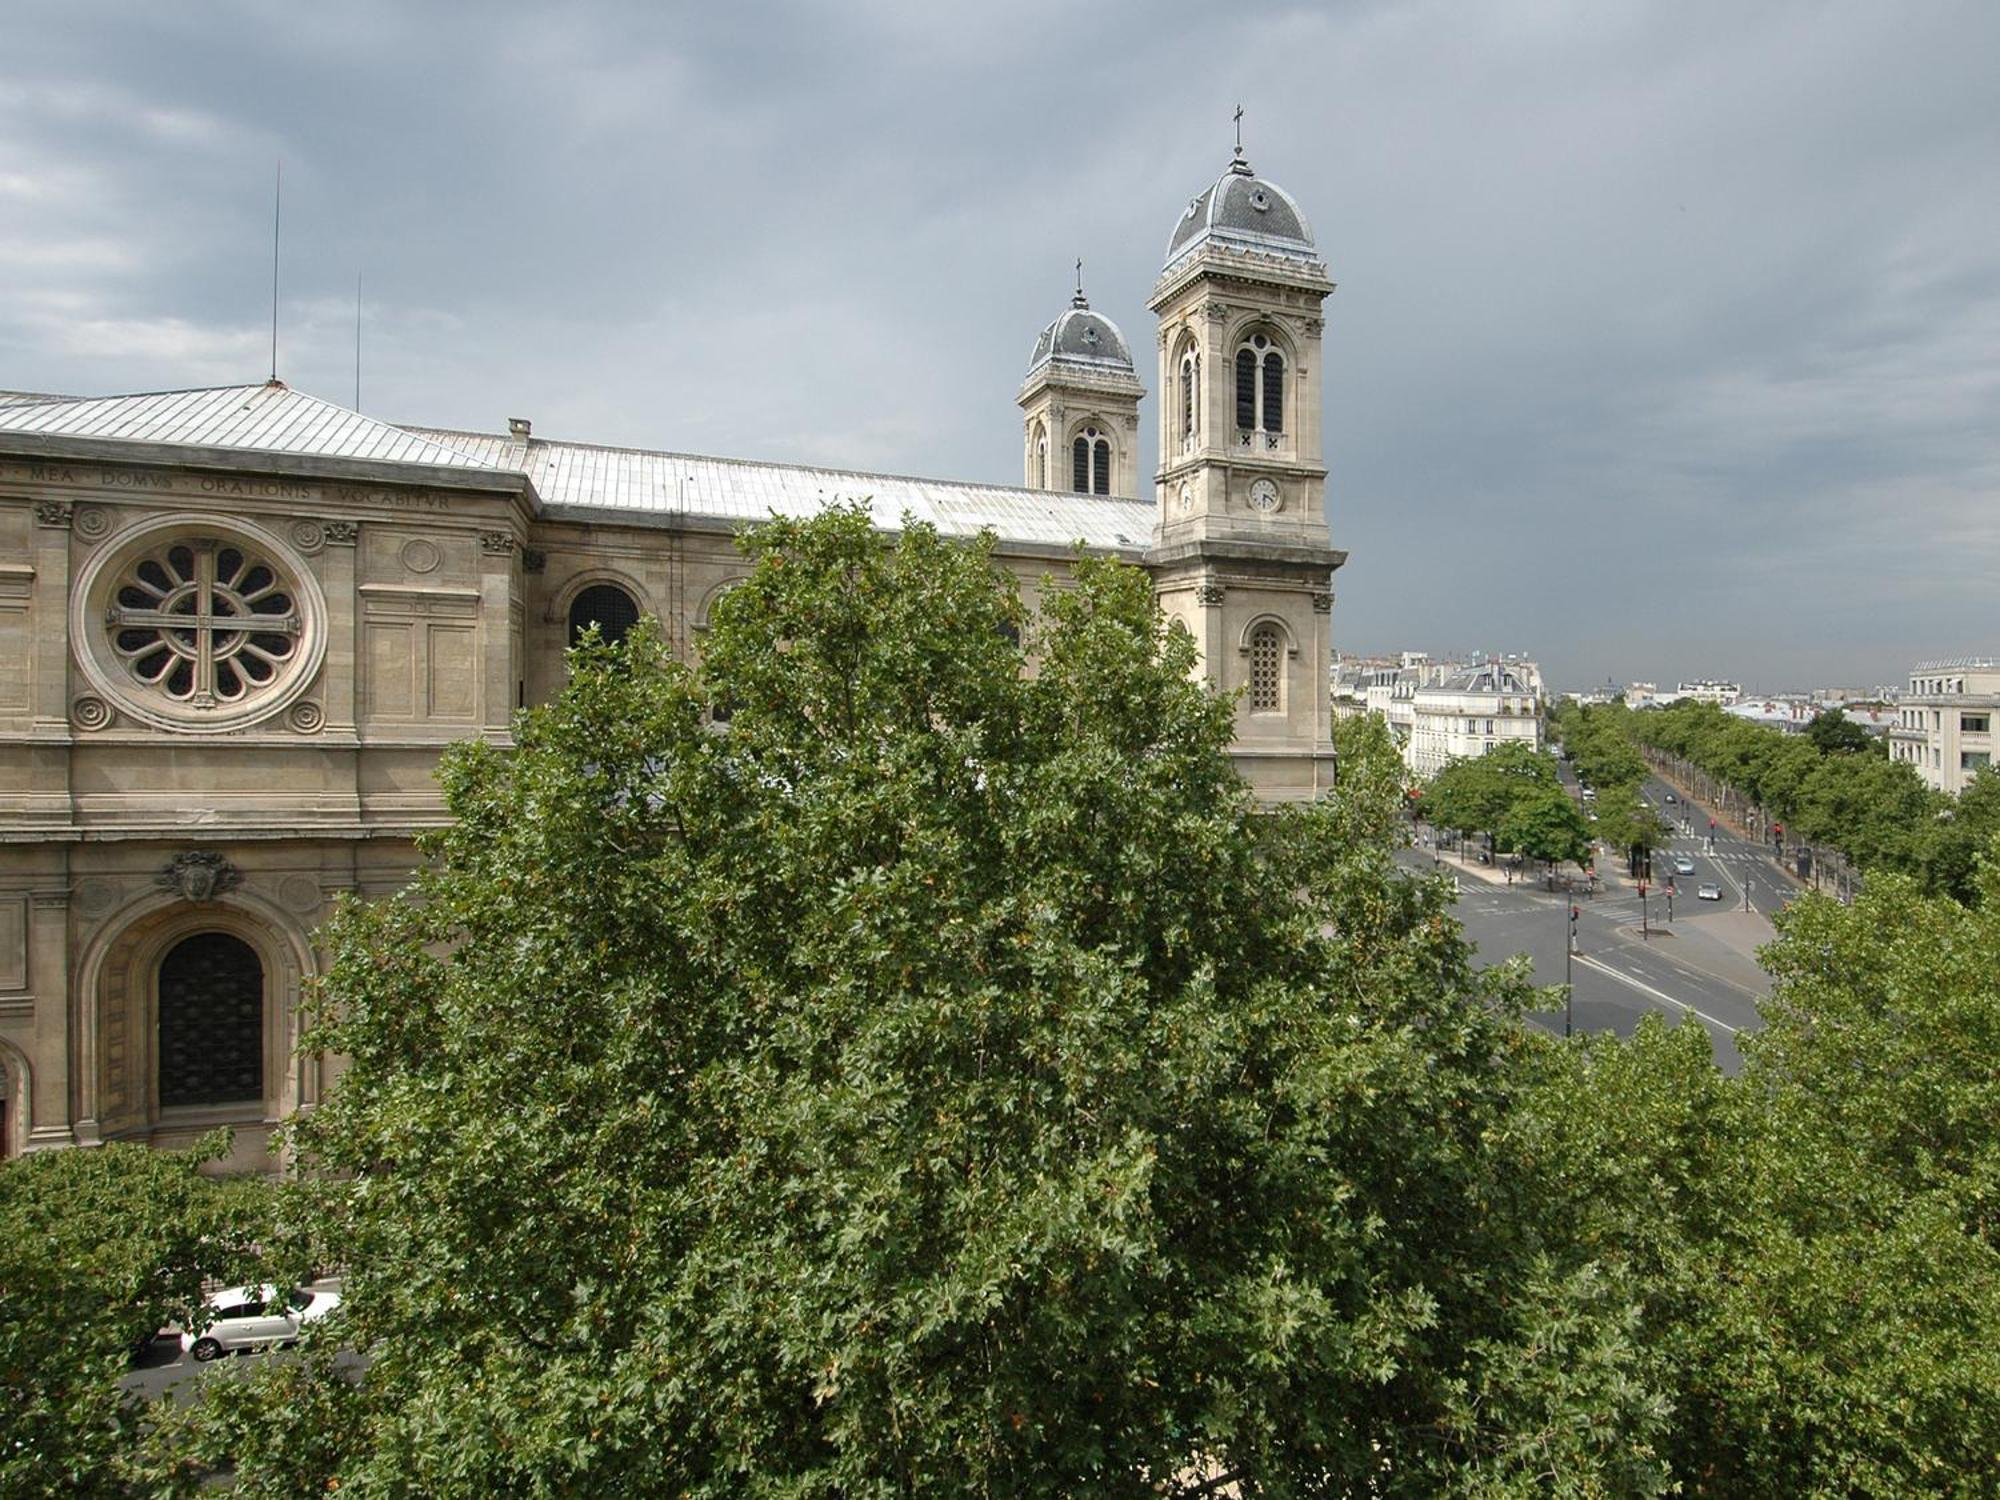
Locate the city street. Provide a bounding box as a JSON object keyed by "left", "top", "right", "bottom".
{"left": 1407, "top": 771, "right": 1787, "bottom": 1072}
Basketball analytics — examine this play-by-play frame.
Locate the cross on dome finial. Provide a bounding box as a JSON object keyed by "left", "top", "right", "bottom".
{"left": 1230, "top": 103, "right": 1253, "bottom": 173}
{"left": 1072, "top": 257, "right": 1088, "bottom": 308}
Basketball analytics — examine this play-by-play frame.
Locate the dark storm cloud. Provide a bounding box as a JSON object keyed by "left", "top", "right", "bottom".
{"left": 4, "top": 0, "right": 1996, "bottom": 690}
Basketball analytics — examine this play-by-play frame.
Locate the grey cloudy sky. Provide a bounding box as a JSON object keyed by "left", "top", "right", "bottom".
{"left": 5, "top": 1, "right": 1997, "bottom": 692}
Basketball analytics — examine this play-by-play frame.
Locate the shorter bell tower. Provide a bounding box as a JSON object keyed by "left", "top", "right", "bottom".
{"left": 1018, "top": 269, "right": 1145, "bottom": 498}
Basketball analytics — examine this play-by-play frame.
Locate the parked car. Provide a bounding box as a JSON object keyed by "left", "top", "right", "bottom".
{"left": 1697, "top": 882, "right": 1722, "bottom": 902}
{"left": 182, "top": 1285, "right": 341, "bottom": 1362}
{"left": 1664, "top": 792, "right": 1677, "bottom": 804}
{"left": 1673, "top": 855, "right": 1696, "bottom": 875}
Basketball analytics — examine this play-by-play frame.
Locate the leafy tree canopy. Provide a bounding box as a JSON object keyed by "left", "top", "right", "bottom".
{"left": 201, "top": 507, "right": 1660, "bottom": 1496}
{"left": 0, "top": 1134, "right": 274, "bottom": 1497}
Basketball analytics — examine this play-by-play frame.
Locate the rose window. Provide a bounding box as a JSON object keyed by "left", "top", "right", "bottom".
{"left": 108, "top": 540, "right": 300, "bottom": 708}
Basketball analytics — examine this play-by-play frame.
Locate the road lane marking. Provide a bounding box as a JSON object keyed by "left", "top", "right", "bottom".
{"left": 1572, "top": 952, "right": 1742, "bottom": 1036}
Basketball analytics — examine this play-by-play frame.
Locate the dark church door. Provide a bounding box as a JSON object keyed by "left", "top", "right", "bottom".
{"left": 158, "top": 932, "right": 264, "bottom": 1109}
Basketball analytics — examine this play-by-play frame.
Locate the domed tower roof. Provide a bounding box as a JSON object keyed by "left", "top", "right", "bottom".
{"left": 1163, "top": 146, "right": 1318, "bottom": 271}
{"left": 1026, "top": 288, "right": 1136, "bottom": 376}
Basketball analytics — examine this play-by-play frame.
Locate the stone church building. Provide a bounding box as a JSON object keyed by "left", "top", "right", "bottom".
{"left": 0, "top": 146, "right": 1345, "bottom": 1166}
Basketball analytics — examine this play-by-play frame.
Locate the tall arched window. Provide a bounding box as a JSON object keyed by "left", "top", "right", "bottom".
{"left": 1031, "top": 422, "right": 1048, "bottom": 489}
{"left": 568, "top": 583, "right": 641, "bottom": 648}
{"left": 158, "top": 932, "right": 263, "bottom": 1109}
{"left": 1248, "top": 624, "right": 1284, "bottom": 713}
{"left": 1180, "top": 351, "right": 1200, "bottom": 448}
{"left": 1235, "top": 333, "right": 1285, "bottom": 436}
{"left": 1073, "top": 428, "right": 1111, "bottom": 495}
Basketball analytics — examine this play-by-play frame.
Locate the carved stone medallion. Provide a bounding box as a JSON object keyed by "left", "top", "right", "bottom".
{"left": 155, "top": 851, "right": 242, "bottom": 904}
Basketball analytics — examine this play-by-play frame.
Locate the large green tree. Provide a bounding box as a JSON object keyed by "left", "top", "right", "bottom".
{"left": 196, "top": 508, "right": 1663, "bottom": 1496}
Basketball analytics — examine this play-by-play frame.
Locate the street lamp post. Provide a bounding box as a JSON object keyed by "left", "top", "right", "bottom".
{"left": 1564, "top": 902, "right": 1577, "bottom": 1038}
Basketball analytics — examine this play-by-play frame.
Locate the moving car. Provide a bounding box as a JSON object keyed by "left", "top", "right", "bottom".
{"left": 1664, "top": 792, "right": 1677, "bottom": 804}
{"left": 182, "top": 1285, "right": 341, "bottom": 1362}
{"left": 1697, "top": 882, "right": 1722, "bottom": 902}
{"left": 1673, "top": 855, "right": 1696, "bottom": 875}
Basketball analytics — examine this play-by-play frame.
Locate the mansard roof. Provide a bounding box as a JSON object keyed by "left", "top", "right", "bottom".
{"left": 0, "top": 383, "right": 1155, "bottom": 555}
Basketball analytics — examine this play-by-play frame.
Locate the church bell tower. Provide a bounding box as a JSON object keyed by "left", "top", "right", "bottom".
{"left": 1018, "top": 267, "right": 1145, "bottom": 498}
{"left": 1148, "top": 139, "right": 1346, "bottom": 799}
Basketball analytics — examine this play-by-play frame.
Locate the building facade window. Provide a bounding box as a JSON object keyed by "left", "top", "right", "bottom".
{"left": 568, "top": 583, "right": 642, "bottom": 648}
{"left": 1248, "top": 624, "right": 1283, "bottom": 712}
{"left": 157, "top": 932, "right": 264, "bottom": 1109}
{"left": 1964, "top": 713, "right": 1990, "bottom": 733}
{"left": 1031, "top": 422, "right": 1047, "bottom": 488}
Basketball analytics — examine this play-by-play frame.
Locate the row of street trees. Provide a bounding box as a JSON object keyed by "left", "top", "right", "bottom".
{"left": 1600, "top": 698, "right": 2000, "bottom": 904}
{"left": 5, "top": 510, "right": 1997, "bottom": 1495}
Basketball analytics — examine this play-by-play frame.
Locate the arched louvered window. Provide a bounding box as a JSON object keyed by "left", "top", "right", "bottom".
{"left": 1236, "top": 334, "right": 1288, "bottom": 436}
{"left": 158, "top": 932, "right": 263, "bottom": 1108}
{"left": 1032, "top": 423, "right": 1047, "bottom": 489}
{"left": 1248, "top": 623, "right": 1284, "bottom": 713}
{"left": 1074, "top": 427, "right": 1111, "bottom": 495}
{"left": 568, "top": 583, "right": 641, "bottom": 648}
{"left": 1262, "top": 351, "right": 1285, "bottom": 435}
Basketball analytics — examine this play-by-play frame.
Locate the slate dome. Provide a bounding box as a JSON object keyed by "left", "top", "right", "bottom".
{"left": 1026, "top": 292, "right": 1135, "bottom": 375}
{"left": 1163, "top": 148, "right": 1318, "bottom": 271}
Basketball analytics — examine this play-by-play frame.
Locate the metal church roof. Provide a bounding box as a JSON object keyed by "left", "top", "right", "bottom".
{"left": 0, "top": 383, "right": 507, "bottom": 470}
{"left": 401, "top": 426, "right": 1156, "bottom": 553}
{"left": 0, "top": 381, "right": 1155, "bottom": 554}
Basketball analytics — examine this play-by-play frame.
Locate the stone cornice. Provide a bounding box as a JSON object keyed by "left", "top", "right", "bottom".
{"left": 1149, "top": 245, "right": 1334, "bottom": 312}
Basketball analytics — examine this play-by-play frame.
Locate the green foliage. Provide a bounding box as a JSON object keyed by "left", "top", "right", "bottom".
{"left": 1804, "top": 707, "right": 1874, "bottom": 756}
{"left": 1514, "top": 861, "right": 2000, "bottom": 1495}
{"left": 205, "top": 507, "right": 1662, "bottom": 1496}
{"left": 1424, "top": 742, "right": 1560, "bottom": 840}
{"left": 1591, "top": 784, "right": 1670, "bottom": 866}
{"left": 1497, "top": 787, "right": 1593, "bottom": 869}
{"left": 0, "top": 1134, "right": 274, "bottom": 1497}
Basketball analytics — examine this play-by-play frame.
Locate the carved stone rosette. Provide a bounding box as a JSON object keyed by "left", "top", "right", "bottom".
{"left": 521, "top": 548, "right": 547, "bottom": 574}
{"left": 156, "top": 850, "right": 243, "bottom": 904}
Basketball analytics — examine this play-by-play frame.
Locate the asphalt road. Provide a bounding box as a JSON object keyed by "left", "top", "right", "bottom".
{"left": 1405, "top": 837, "right": 1773, "bottom": 1074}
{"left": 1639, "top": 771, "right": 1799, "bottom": 919}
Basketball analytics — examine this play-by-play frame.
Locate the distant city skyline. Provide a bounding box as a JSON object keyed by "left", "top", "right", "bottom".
{"left": 4, "top": 1, "right": 1997, "bottom": 688}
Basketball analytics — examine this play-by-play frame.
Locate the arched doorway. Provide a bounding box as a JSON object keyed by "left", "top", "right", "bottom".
{"left": 157, "top": 931, "right": 264, "bottom": 1109}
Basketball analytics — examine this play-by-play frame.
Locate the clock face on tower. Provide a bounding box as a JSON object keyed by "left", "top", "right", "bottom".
{"left": 1248, "top": 478, "right": 1281, "bottom": 514}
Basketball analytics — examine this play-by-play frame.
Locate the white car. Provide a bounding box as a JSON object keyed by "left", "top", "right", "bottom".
{"left": 1697, "top": 882, "right": 1722, "bottom": 902}
{"left": 1673, "top": 856, "right": 1696, "bottom": 876}
{"left": 182, "top": 1284, "right": 341, "bottom": 1362}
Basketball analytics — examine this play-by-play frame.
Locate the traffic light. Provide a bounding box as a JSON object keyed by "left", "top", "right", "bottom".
{"left": 1773, "top": 821, "right": 1784, "bottom": 850}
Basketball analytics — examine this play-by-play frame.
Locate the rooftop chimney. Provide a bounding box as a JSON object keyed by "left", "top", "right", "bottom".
{"left": 507, "top": 417, "right": 531, "bottom": 438}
